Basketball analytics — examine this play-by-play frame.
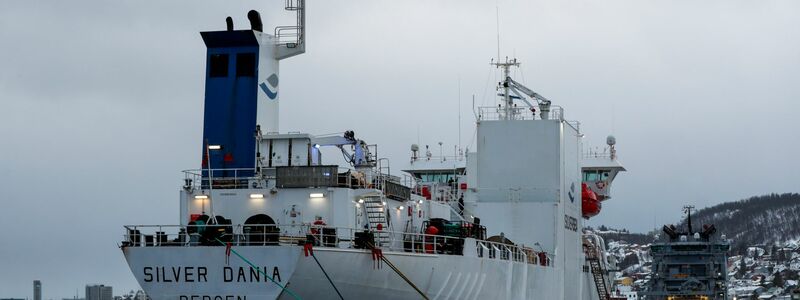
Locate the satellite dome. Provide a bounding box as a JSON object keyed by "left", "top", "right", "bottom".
{"left": 411, "top": 144, "right": 419, "bottom": 152}
{"left": 606, "top": 135, "right": 616, "bottom": 146}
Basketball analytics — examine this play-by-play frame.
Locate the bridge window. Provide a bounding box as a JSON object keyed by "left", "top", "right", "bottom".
{"left": 419, "top": 173, "right": 458, "bottom": 183}
{"left": 583, "top": 170, "right": 610, "bottom": 181}
{"left": 236, "top": 53, "right": 256, "bottom": 77}
{"left": 208, "top": 54, "right": 229, "bottom": 77}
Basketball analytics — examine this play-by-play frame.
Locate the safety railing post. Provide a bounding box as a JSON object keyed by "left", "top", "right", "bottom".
{"left": 235, "top": 224, "right": 240, "bottom": 246}
{"left": 317, "top": 225, "right": 323, "bottom": 246}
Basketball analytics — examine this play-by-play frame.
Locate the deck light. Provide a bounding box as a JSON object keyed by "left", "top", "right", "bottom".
{"left": 207, "top": 145, "right": 222, "bottom": 150}
{"left": 398, "top": 206, "right": 405, "bottom": 210}
{"left": 249, "top": 193, "right": 264, "bottom": 199}
{"left": 313, "top": 144, "right": 320, "bottom": 149}
{"left": 382, "top": 201, "right": 387, "bottom": 206}
{"left": 418, "top": 199, "right": 424, "bottom": 204}
{"left": 194, "top": 195, "right": 208, "bottom": 199}
{"left": 358, "top": 199, "right": 364, "bottom": 203}
{"left": 310, "top": 193, "right": 324, "bottom": 198}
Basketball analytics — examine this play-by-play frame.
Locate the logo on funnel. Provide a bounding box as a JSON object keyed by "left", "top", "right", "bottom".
{"left": 568, "top": 182, "right": 576, "bottom": 203}
{"left": 259, "top": 73, "right": 279, "bottom": 100}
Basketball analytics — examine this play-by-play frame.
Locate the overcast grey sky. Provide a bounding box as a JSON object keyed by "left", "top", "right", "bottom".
{"left": 1, "top": 0, "right": 799, "bottom": 297}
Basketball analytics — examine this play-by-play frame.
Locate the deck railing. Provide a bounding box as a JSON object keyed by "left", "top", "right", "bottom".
{"left": 182, "top": 166, "right": 409, "bottom": 192}
{"left": 476, "top": 106, "right": 565, "bottom": 121}
{"left": 122, "top": 224, "right": 550, "bottom": 266}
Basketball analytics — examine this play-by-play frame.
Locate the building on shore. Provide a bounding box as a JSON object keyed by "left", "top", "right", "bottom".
{"left": 33, "top": 280, "right": 41, "bottom": 300}
{"left": 85, "top": 285, "right": 112, "bottom": 300}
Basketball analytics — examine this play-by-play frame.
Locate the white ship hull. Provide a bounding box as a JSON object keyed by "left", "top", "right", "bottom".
{"left": 124, "top": 245, "right": 602, "bottom": 300}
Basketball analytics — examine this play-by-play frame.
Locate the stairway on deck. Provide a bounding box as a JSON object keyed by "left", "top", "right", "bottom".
{"left": 585, "top": 243, "right": 611, "bottom": 300}
{"left": 363, "top": 197, "right": 389, "bottom": 246}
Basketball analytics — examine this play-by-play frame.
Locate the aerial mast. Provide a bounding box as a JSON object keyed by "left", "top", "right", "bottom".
{"left": 492, "top": 57, "right": 519, "bottom": 120}
{"left": 683, "top": 205, "right": 695, "bottom": 234}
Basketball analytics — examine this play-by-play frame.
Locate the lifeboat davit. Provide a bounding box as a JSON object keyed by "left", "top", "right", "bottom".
{"left": 581, "top": 182, "right": 601, "bottom": 218}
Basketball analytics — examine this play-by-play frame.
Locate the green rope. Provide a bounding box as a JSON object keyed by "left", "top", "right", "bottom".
{"left": 216, "top": 238, "right": 302, "bottom": 300}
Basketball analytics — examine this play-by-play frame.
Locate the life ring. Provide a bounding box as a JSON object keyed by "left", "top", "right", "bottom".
{"left": 310, "top": 219, "right": 326, "bottom": 235}
{"left": 595, "top": 181, "right": 606, "bottom": 189}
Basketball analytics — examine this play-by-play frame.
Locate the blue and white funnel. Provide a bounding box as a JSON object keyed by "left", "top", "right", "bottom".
{"left": 198, "top": 7, "right": 305, "bottom": 173}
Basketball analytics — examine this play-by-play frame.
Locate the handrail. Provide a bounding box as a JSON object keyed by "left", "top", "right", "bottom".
{"left": 181, "top": 166, "right": 411, "bottom": 191}
{"left": 409, "top": 155, "right": 467, "bottom": 163}
{"left": 476, "top": 105, "right": 566, "bottom": 121}
{"left": 122, "top": 224, "right": 550, "bottom": 266}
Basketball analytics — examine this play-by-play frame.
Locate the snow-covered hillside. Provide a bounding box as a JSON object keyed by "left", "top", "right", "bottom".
{"left": 589, "top": 193, "right": 800, "bottom": 298}
{"left": 686, "top": 193, "right": 800, "bottom": 253}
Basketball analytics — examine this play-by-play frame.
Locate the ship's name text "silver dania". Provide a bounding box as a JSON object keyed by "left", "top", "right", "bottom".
{"left": 142, "top": 266, "right": 282, "bottom": 283}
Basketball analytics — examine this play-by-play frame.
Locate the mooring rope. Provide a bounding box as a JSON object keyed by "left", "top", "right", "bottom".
{"left": 216, "top": 238, "right": 302, "bottom": 300}
{"left": 368, "top": 242, "right": 430, "bottom": 300}
{"left": 305, "top": 242, "right": 345, "bottom": 300}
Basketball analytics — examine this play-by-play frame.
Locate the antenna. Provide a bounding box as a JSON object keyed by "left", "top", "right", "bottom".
{"left": 491, "top": 58, "right": 520, "bottom": 119}
{"left": 416, "top": 125, "right": 420, "bottom": 146}
{"left": 611, "top": 102, "right": 616, "bottom": 135}
{"left": 458, "top": 76, "right": 462, "bottom": 150}
{"left": 438, "top": 142, "right": 444, "bottom": 161}
{"left": 495, "top": 0, "right": 501, "bottom": 61}
{"left": 683, "top": 205, "right": 695, "bottom": 234}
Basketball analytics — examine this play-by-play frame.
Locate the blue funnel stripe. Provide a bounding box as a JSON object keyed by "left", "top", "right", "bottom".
{"left": 260, "top": 82, "right": 278, "bottom": 100}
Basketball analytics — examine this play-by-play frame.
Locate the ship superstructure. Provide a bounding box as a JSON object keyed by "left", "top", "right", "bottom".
{"left": 120, "top": 3, "right": 627, "bottom": 299}
{"left": 642, "top": 206, "right": 730, "bottom": 300}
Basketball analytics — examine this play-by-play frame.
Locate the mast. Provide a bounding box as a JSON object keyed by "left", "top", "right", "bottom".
{"left": 684, "top": 205, "right": 695, "bottom": 234}
{"left": 491, "top": 57, "right": 519, "bottom": 120}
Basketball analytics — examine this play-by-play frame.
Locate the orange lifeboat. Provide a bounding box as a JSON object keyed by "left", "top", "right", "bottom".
{"left": 581, "top": 183, "right": 601, "bottom": 218}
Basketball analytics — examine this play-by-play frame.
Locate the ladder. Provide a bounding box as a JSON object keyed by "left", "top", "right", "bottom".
{"left": 585, "top": 243, "right": 611, "bottom": 300}
{"left": 363, "top": 196, "right": 389, "bottom": 246}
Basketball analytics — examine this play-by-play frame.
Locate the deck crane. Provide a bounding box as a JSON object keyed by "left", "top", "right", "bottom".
{"left": 311, "top": 131, "right": 375, "bottom": 168}
{"left": 505, "top": 77, "right": 554, "bottom": 120}
{"left": 493, "top": 58, "right": 555, "bottom": 120}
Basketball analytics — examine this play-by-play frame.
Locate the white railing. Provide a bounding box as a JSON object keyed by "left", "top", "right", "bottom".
{"left": 182, "top": 167, "right": 408, "bottom": 191}
{"left": 183, "top": 168, "right": 258, "bottom": 189}
{"left": 409, "top": 155, "right": 466, "bottom": 163}
{"left": 566, "top": 120, "right": 581, "bottom": 132}
{"left": 274, "top": 0, "right": 304, "bottom": 46}
{"left": 477, "top": 106, "right": 536, "bottom": 121}
{"left": 583, "top": 151, "right": 613, "bottom": 159}
{"left": 122, "top": 224, "right": 550, "bottom": 266}
{"left": 476, "top": 106, "right": 565, "bottom": 121}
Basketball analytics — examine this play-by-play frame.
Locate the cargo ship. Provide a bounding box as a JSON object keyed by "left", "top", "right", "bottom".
{"left": 120, "top": 2, "right": 627, "bottom": 299}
